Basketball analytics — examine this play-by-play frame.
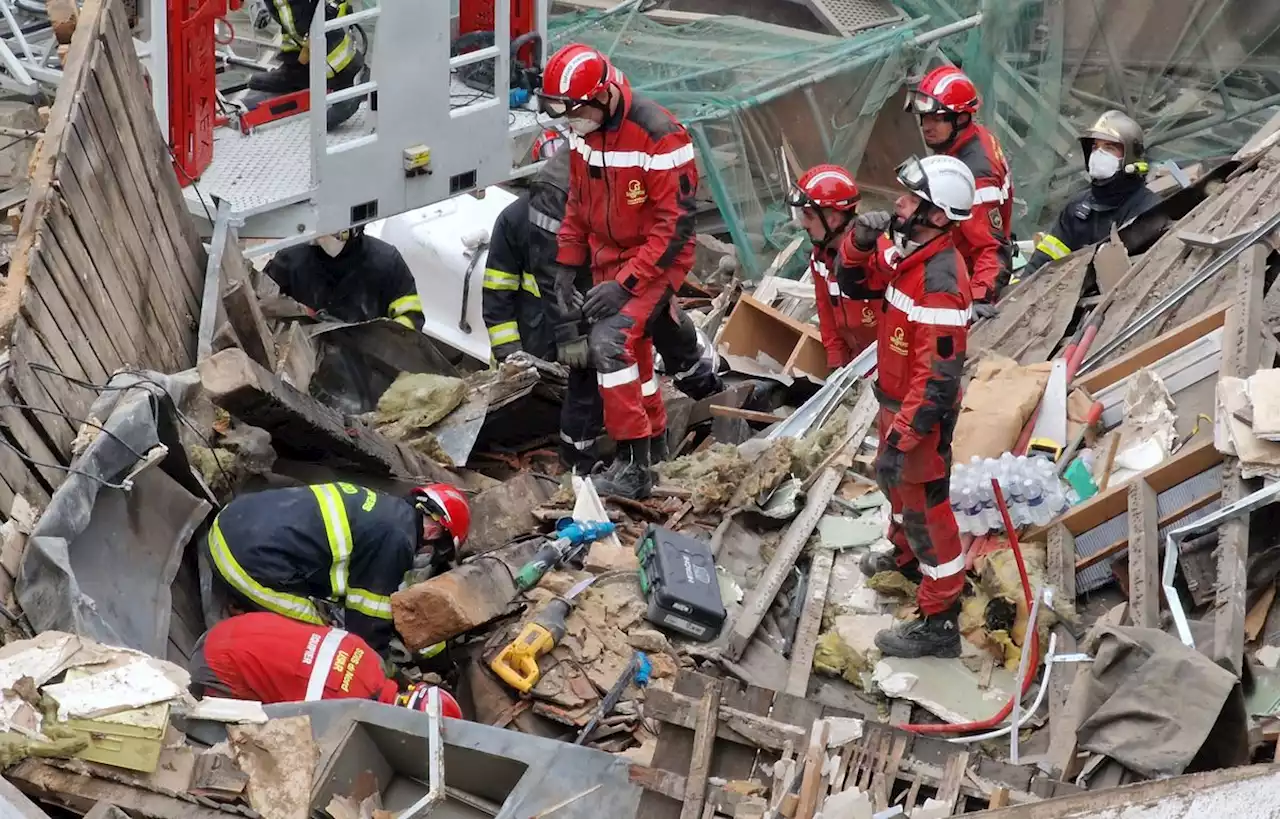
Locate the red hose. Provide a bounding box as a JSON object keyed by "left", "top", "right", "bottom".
{"left": 895, "top": 479, "right": 1041, "bottom": 734}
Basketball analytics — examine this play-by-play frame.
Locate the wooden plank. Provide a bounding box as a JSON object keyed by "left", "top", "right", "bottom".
{"left": 6, "top": 330, "right": 80, "bottom": 454}
{"left": 1215, "top": 244, "right": 1265, "bottom": 677}
{"left": 644, "top": 689, "right": 806, "bottom": 752}
{"left": 639, "top": 672, "right": 714, "bottom": 819}
{"left": 1127, "top": 479, "right": 1161, "bottom": 628}
{"left": 1076, "top": 305, "right": 1228, "bottom": 394}
{"left": 20, "top": 256, "right": 106, "bottom": 387}
{"left": 0, "top": 0, "right": 100, "bottom": 340}
{"left": 794, "top": 720, "right": 828, "bottom": 819}
{"left": 222, "top": 280, "right": 277, "bottom": 371}
{"left": 709, "top": 405, "right": 782, "bottom": 426}
{"left": 97, "top": 2, "right": 205, "bottom": 301}
{"left": 678, "top": 679, "right": 722, "bottom": 819}
{"left": 1073, "top": 488, "right": 1222, "bottom": 572}
{"left": 716, "top": 681, "right": 776, "bottom": 784}
{"left": 785, "top": 546, "right": 834, "bottom": 697}
{"left": 198, "top": 347, "right": 451, "bottom": 481}
{"left": 936, "top": 750, "right": 970, "bottom": 813}
{"left": 988, "top": 787, "right": 1011, "bottom": 809}
{"left": 1045, "top": 523, "right": 1079, "bottom": 782}
{"left": 64, "top": 116, "right": 186, "bottom": 370}
{"left": 29, "top": 231, "right": 119, "bottom": 382}
{"left": 1027, "top": 438, "right": 1221, "bottom": 540}
{"left": 7, "top": 759, "right": 228, "bottom": 819}
{"left": 0, "top": 376, "right": 65, "bottom": 494}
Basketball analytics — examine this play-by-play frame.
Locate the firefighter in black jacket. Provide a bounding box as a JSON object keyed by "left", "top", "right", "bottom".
{"left": 204, "top": 482, "right": 471, "bottom": 655}
{"left": 1024, "top": 111, "right": 1169, "bottom": 276}
{"left": 484, "top": 131, "right": 724, "bottom": 470}
{"left": 265, "top": 226, "right": 425, "bottom": 330}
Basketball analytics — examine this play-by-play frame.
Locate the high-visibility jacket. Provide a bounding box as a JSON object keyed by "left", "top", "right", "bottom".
{"left": 837, "top": 234, "right": 970, "bottom": 458}
{"left": 810, "top": 242, "right": 878, "bottom": 368}
{"left": 945, "top": 125, "right": 1014, "bottom": 303}
{"left": 555, "top": 84, "right": 699, "bottom": 293}
{"left": 269, "top": 0, "right": 356, "bottom": 78}
{"left": 264, "top": 234, "right": 424, "bottom": 330}
{"left": 482, "top": 196, "right": 556, "bottom": 359}
{"left": 189, "top": 612, "right": 397, "bottom": 704}
{"left": 206, "top": 483, "right": 419, "bottom": 654}
{"left": 1025, "top": 180, "right": 1166, "bottom": 275}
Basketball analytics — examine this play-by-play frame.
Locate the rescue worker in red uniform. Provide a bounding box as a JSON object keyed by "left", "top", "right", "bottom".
{"left": 787, "top": 164, "right": 878, "bottom": 368}
{"left": 906, "top": 67, "right": 1013, "bottom": 313}
{"left": 835, "top": 155, "right": 976, "bottom": 658}
{"left": 537, "top": 44, "right": 699, "bottom": 500}
{"left": 204, "top": 483, "right": 470, "bottom": 656}
{"left": 188, "top": 612, "right": 462, "bottom": 717}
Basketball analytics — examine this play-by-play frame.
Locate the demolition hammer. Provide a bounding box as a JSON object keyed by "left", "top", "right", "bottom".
{"left": 512, "top": 517, "right": 617, "bottom": 593}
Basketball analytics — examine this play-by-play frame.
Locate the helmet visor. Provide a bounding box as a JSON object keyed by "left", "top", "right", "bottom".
{"left": 904, "top": 89, "right": 946, "bottom": 115}
{"left": 536, "top": 91, "right": 591, "bottom": 119}
{"left": 896, "top": 155, "right": 931, "bottom": 199}
{"left": 784, "top": 184, "right": 813, "bottom": 209}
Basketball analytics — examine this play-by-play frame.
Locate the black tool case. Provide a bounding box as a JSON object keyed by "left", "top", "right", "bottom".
{"left": 634, "top": 524, "right": 726, "bottom": 641}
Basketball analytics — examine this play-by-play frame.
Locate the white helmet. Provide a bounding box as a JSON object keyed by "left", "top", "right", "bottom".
{"left": 895, "top": 155, "right": 976, "bottom": 222}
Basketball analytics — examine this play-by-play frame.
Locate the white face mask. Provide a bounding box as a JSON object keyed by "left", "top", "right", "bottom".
{"left": 567, "top": 116, "right": 600, "bottom": 136}
{"left": 1088, "top": 149, "right": 1122, "bottom": 182}
{"left": 315, "top": 234, "right": 346, "bottom": 257}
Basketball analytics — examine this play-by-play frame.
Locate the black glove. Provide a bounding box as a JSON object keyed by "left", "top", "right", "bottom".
{"left": 491, "top": 341, "right": 523, "bottom": 362}
{"left": 972, "top": 302, "right": 999, "bottom": 321}
{"left": 582, "top": 280, "right": 632, "bottom": 321}
{"left": 875, "top": 445, "right": 906, "bottom": 490}
{"left": 853, "top": 211, "right": 893, "bottom": 250}
{"left": 557, "top": 337, "right": 592, "bottom": 369}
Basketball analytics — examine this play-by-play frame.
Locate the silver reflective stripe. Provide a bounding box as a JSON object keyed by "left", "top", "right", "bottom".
{"left": 304, "top": 628, "right": 349, "bottom": 701}
{"left": 640, "top": 376, "right": 659, "bottom": 397}
{"left": 919, "top": 553, "right": 965, "bottom": 580}
{"left": 529, "top": 206, "right": 562, "bottom": 234}
{"left": 597, "top": 364, "right": 640, "bottom": 388}
{"left": 885, "top": 286, "right": 971, "bottom": 327}
{"left": 559, "top": 431, "right": 595, "bottom": 451}
{"left": 974, "top": 178, "right": 1010, "bottom": 204}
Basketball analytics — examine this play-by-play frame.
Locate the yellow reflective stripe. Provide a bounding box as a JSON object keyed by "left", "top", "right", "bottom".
{"left": 420, "top": 641, "right": 446, "bottom": 658}
{"left": 393, "top": 315, "right": 415, "bottom": 329}
{"left": 348, "top": 587, "right": 393, "bottom": 620}
{"left": 273, "top": 0, "right": 300, "bottom": 43}
{"left": 310, "top": 484, "right": 353, "bottom": 599}
{"left": 483, "top": 269, "right": 520, "bottom": 291}
{"left": 488, "top": 322, "right": 520, "bottom": 345}
{"left": 389, "top": 294, "right": 423, "bottom": 317}
{"left": 208, "top": 520, "right": 325, "bottom": 624}
{"left": 1035, "top": 234, "right": 1071, "bottom": 261}
{"left": 521, "top": 273, "right": 542, "bottom": 298}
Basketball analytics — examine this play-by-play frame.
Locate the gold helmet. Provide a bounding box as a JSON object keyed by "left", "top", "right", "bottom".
{"left": 1078, "top": 110, "right": 1148, "bottom": 174}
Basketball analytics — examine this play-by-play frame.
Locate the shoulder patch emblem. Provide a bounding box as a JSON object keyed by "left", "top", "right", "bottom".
{"left": 625, "top": 179, "right": 647, "bottom": 206}
{"left": 988, "top": 209, "right": 1003, "bottom": 232}
{"left": 889, "top": 327, "right": 909, "bottom": 356}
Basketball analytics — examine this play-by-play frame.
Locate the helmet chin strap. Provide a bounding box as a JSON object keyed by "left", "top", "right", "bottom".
{"left": 815, "top": 210, "right": 854, "bottom": 248}
{"left": 924, "top": 112, "right": 971, "bottom": 153}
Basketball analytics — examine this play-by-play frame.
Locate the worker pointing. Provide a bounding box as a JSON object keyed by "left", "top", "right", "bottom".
{"left": 907, "top": 67, "right": 1014, "bottom": 311}
{"left": 836, "top": 155, "right": 974, "bottom": 659}
{"left": 188, "top": 612, "right": 462, "bottom": 716}
{"left": 788, "top": 164, "right": 878, "bottom": 368}
{"left": 204, "top": 483, "right": 470, "bottom": 655}
{"left": 1023, "top": 111, "right": 1170, "bottom": 276}
{"left": 537, "top": 44, "right": 700, "bottom": 500}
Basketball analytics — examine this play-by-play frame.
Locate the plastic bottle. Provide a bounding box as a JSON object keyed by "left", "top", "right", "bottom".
{"left": 1023, "top": 478, "right": 1053, "bottom": 526}
{"left": 976, "top": 480, "right": 1000, "bottom": 534}
{"left": 1007, "top": 478, "right": 1029, "bottom": 528}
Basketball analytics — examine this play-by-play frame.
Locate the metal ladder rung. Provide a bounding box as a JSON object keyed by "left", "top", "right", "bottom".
{"left": 325, "top": 6, "right": 380, "bottom": 32}
{"left": 327, "top": 80, "right": 376, "bottom": 106}
{"left": 449, "top": 45, "right": 500, "bottom": 71}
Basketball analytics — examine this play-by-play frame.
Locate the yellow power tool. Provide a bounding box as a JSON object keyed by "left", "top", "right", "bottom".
{"left": 490, "top": 576, "right": 594, "bottom": 693}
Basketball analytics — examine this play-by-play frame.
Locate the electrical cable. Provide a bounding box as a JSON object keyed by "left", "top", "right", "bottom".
{"left": 896, "top": 477, "right": 1042, "bottom": 735}
{"left": 944, "top": 632, "right": 1058, "bottom": 744}
{"left": 0, "top": 125, "right": 43, "bottom": 156}
{"left": 167, "top": 141, "right": 215, "bottom": 226}
{"left": 0, "top": 401, "right": 147, "bottom": 462}
{"left": 0, "top": 435, "right": 131, "bottom": 489}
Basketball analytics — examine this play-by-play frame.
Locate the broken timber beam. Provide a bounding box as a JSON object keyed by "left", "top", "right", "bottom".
{"left": 199, "top": 347, "right": 450, "bottom": 482}
{"left": 726, "top": 386, "right": 877, "bottom": 661}
{"left": 1046, "top": 524, "right": 1084, "bottom": 781}
{"left": 643, "top": 688, "right": 807, "bottom": 751}
{"left": 785, "top": 545, "right": 834, "bottom": 697}
{"left": 1127, "top": 479, "right": 1160, "bottom": 628}
{"left": 678, "top": 679, "right": 722, "bottom": 819}
{"left": 1214, "top": 243, "right": 1266, "bottom": 676}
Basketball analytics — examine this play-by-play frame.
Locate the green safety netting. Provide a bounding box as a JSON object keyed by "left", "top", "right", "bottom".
{"left": 552, "top": 1, "right": 1280, "bottom": 277}
{"left": 875, "top": 0, "right": 1280, "bottom": 239}
{"left": 549, "top": 9, "right": 924, "bottom": 276}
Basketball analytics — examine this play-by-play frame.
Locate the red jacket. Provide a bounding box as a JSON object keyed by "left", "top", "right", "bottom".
{"left": 555, "top": 84, "right": 699, "bottom": 291}
{"left": 810, "top": 243, "right": 877, "bottom": 368}
{"left": 946, "top": 124, "right": 1013, "bottom": 303}
{"left": 194, "top": 613, "right": 397, "bottom": 704}
{"left": 837, "top": 234, "right": 970, "bottom": 454}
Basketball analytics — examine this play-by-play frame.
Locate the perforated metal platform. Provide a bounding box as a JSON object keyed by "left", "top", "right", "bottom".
{"left": 184, "top": 78, "right": 541, "bottom": 224}
{"left": 802, "top": 0, "right": 904, "bottom": 35}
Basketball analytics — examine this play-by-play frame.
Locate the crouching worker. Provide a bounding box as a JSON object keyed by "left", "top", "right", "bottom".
{"left": 836, "top": 155, "right": 975, "bottom": 659}
{"left": 204, "top": 483, "right": 470, "bottom": 656}
{"left": 188, "top": 612, "right": 463, "bottom": 716}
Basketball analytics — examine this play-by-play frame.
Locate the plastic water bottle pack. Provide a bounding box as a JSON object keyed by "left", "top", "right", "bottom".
{"left": 949, "top": 453, "right": 1070, "bottom": 535}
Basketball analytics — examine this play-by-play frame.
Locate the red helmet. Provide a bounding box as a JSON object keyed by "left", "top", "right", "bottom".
{"left": 906, "top": 66, "right": 980, "bottom": 116}
{"left": 786, "top": 164, "right": 860, "bottom": 211}
{"left": 397, "top": 684, "right": 463, "bottom": 719}
{"left": 411, "top": 483, "right": 471, "bottom": 550}
{"left": 532, "top": 128, "right": 567, "bottom": 161}
{"left": 538, "top": 43, "right": 614, "bottom": 118}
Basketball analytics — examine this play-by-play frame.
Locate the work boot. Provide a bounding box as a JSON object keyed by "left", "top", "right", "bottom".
{"left": 593, "top": 438, "right": 653, "bottom": 500}
{"left": 649, "top": 432, "right": 670, "bottom": 464}
{"left": 874, "top": 605, "right": 961, "bottom": 659}
{"left": 860, "top": 550, "right": 922, "bottom": 583}
{"left": 248, "top": 52, "right": 309, "bottom": 94}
